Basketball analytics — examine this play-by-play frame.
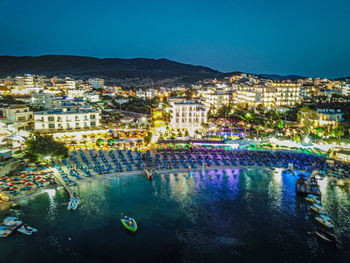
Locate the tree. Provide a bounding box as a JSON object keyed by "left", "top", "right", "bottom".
{"left": 297, "top": 107, "right": 317, "bottom": 136}
{"left": 334, "top": 123, "right": 345, "bottom": 139}
{"left": 184, "top": 129, "right": 189, "bottom": 137}
{"left": 144, "top": 131, "right": 153, "bottom": 145}
{"left": 24, "top": 133, "right": 68, "bottom": 162}
{"left": 293, "top": 134, "right": 302, "bottom": 143}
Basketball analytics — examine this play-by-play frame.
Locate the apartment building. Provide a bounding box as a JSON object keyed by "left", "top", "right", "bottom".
{"left": 34, "top": 104, "right": 100, "bottom": 132}
{"left": 2, "top": 104, "right": 33, "bottom": 123}
{"left": 169, "top": 101, "right": 208, "bottom": 132}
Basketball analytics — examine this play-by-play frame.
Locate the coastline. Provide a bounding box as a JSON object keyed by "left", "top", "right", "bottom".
{"left": 1, "top": 164, "right": 274, "bottom": 211}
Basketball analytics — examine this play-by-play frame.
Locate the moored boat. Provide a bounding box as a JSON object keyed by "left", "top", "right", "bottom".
{"left": 0, "top": 225, "right": 16, "bottom": 238}
{"left": 305, "top": 194, "right": 321, "bottom": 203}
{"left": 17, "top": 225, "right": 38, "bottom": 235}
{"left": 315, "top": 214, "right": 334, "bottom": 229}
{"left": 67, "top": 197, "right": 80, "bottom": 210}
{"left": 121, "top": 216, "right": 137, "bottom": 232}
{"left": 310, "top": 203, "right": 325, "bottom": 214}
{"left": 3, "top": 217, "right": 23, "bottom": 227}
{"left": 315, "top": 228, "right": 340, "bottom": 245}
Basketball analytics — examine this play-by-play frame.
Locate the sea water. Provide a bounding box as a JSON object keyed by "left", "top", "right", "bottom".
{"left": 0, "top": 168, "right": 349, "bottom": 263}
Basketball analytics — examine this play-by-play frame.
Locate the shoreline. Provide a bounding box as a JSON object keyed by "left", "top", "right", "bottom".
{"left": 1, "top": 146, "right": 345, "bottom": 212}
{"left": 0, "top": 164, "right": 281, "bottom": 211}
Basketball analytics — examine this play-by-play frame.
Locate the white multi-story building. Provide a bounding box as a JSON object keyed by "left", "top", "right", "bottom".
{"left": 236, "top": 86, "right": 275, "bottom": 107}
{"left": 2, "top": 104, "right": 33, "bottom": 123}
{"left": 341, "top": 84, "right": 350, "bottom": 96}
{"left": 146, "top": 88, "right": 157, "bottom": 99}
{"left": 88, "top": 78, "right": 104, "bottom": 89}
{"left": 66, "top": 80, "right": 76, "bottom": 90}
{"left": 136, "top": 89, "right": 146, "bottom": 98}
{"left": 269, "top": 82, "right": 300, "bottom": 107}
{"left": 31, "top": 93, "right": 63, "bottom": 109}
{"left": 200, "top": 89, "right": 231, "bottom": 110}
{"left": 34, "top": 104, "right": 100, "bottom": 132}
{"left": 236, "top": 83, "right": 300, "bottom": 108}
{"left": 169, "top": 101, "right": 208, "bottom": 133}
{"left": 83, "top": 92, "right": 100, "bottom": 103}
{"left": 67, "top": 89, "right": 85, "bottom": 99}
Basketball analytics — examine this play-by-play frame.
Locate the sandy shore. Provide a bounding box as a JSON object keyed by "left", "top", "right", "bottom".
{"left": 0, "top": 163, "right": 274, "bottom": 211}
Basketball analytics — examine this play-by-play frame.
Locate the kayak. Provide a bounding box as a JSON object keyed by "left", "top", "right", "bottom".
{"left": 17, "top": 225, "right": 38, "bottom": 235}
{"left": 121, "top": 217, "right": 137, "bottom": 232}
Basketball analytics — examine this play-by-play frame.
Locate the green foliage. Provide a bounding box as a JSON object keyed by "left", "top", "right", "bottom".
{"left": 114, "top": 97, "right": 159, "bottom": 114}
{"left": 293, "top": 134, "right": 302, "bottom": 143}
{"left": 144, "top": 131, "right": 153, "bottom": 145}
{"left": 24, "top": 133, "right": 68, "bottom": 162}
{"left": 184, "top": 129, "right": 189, "bottom": 137}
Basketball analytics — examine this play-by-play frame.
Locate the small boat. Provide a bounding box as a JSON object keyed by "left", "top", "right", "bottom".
{"left": 67, "top": 197, "right": 80, "bottom": 210}
{"left": 17, "top": 225, "right": 38, "bottom": 235}
{"left": 3, "top": 217, "right": 23, "bottom": 227}
{"left": 315, "top": 214, "right": 334, "bottom": 229}
{"left": 121, "top": 216, "right": 137, "bottom": 232}
{"left": 315, "top": 228, "right": 340, "bottom": 245}
{"left": 305, "top": 194, "right": 321, "bottom": 203}
{"left": 0, "top": 224, "right": 18, "bottom": 238}
{"left": 144, "top": 167, "right": 153, "bottom": 180}
{"left": 0, "top": 226, "right": 14, "bottom": 238}
{"left": 310, "top": 203, "right": 325, "bottom": 214}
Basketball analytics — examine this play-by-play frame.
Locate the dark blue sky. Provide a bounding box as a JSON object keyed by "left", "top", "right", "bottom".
{"left": 0, "top": 0, "right": 349, "bottom": 78}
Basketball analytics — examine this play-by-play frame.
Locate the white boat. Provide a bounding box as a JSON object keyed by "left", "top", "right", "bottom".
{"left": 310, "top": 203, "right": 325, "bottom": 214}
{"left": 17, "top": 225, "right": 38, "bottom": 235}
{"left": 67, "top": 197, "right": 80, "bottom": 210}
{"left": 315, "top": 214, "right": 334, "bottom": 229}
{"left": 315, "top": 228, "right": 339, "bottom": 244}
{"left": 0, "top": 224, "right": 17, "bottom": 238}
{"left": 3, "top": 217, "right": 22, "bottom": 227}
{"left": 305, "top": 194, "right": 320, "bottom": 203}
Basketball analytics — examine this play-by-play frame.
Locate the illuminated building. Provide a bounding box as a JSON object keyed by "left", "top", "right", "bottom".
{"left": 169, "top": 101, "right": 208, "bottom": 132}
{"left": 298, "top": 108, "right": 343, "bottom": 127}
{"left": 200, "top": 89, "right": 231, "bottom": 111}
{"left": 2, "top": 104, "right": 33, "bottom": 123}
{"left": 31, "top": 93, "right": 63, "bottom": 109}
{"left": 34, "top": 104, "right": 100, "bottom": 132}
{"left": 269, "top": 82, "right": 301, "bottom": 107}
{"left": 236, "top": 83, "right": 300, "bottom": 107}
{"left": 88, "top": 78, "right": 104, "bottom": 89}
{"left": 316, "top": 109, "right": 343, "bottom": 126}
{"left": 335, "top": 149, "right": 350, "bottom": 163}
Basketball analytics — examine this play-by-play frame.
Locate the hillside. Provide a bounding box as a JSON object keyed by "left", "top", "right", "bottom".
{"left": 0, "top": 55, "right": 221, "bottom": 88}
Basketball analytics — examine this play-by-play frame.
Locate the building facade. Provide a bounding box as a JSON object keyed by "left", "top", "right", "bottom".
{"left": 2, "top": 105, "right": 33, "bottom": 123}
{"left": 169, "top": 101, "right": 208, "bottom": 133}
{"left": 34, "top": 105, "right": 100, "bottom": 132}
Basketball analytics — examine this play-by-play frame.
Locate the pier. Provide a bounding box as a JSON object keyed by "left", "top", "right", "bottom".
{"left": 52, "top": 168, "right": 80, "bottom": 210}
{"left": 143, "top": 166, "right": 153, "bottom": 180}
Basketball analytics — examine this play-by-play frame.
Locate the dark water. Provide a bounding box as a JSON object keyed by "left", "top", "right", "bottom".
{"left": 1, "top": 168, "right": 350, "bottom": 263}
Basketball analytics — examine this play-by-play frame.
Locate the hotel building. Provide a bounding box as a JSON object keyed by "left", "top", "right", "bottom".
{"left": 169, "top": 101, "right": 208, "bottom": 132}
{"left": 34, "top": 104, "right": 100, "bottom": 132}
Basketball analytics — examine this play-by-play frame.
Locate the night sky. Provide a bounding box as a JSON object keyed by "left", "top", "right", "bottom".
{"left": 0, "top": 0, "right": 349, "bottom": 78}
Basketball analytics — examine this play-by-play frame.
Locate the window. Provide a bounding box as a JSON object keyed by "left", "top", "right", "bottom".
{"left": 49, "top": 124, "right": 55, "bottom": 129}
{"left": 48, "top": 116, "right": 54, "bottom": 121}
{"left": 90, "top": 115, "right": 96, "bottom": 119}
{"left": 75, "top": 116, "right": 79, "bottom": 121}
{"left": 91, "top": 122, "right": 96, "bottom": 126}
{"left": 75, "top": 122, "right": 80, "bottom": 127}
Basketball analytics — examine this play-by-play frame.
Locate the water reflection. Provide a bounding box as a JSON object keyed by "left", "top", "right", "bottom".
{"left": 2, "top": 168, "right": 350, "bottom": 263}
